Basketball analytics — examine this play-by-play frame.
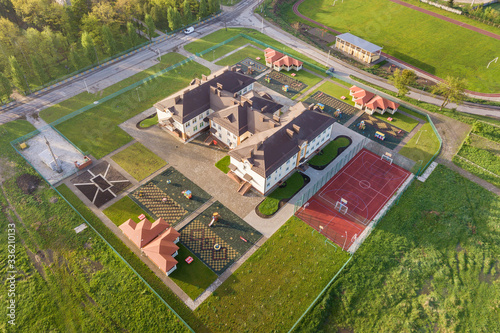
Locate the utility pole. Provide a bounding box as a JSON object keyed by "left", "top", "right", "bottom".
{"left": 44, "top": 136, "right": 62, "bottom": 173}
{"left": 84, "top": 79, "right": 90, "bottom": 93}
{"left": 261, "top": 17, "right": 264, "bottom": 33}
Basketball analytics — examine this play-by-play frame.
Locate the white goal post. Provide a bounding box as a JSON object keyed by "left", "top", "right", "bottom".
{"left": 381, "top": 152, "right": 393, "bottom": 165}
{"left": 335, "top": 201, "right": 348, "bottom": 215}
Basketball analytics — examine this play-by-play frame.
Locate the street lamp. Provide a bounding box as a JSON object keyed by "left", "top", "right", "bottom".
{"left": 213, "top": 49, "right": 215, "bottom": 61}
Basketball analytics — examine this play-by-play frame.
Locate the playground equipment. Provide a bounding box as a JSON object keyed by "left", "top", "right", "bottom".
{"left": 182, "top": 190, "right": 192, "bottom": 199}
{"left": 240, "top": 236, "right": 248, "bottom": 242}
{"left": 265, "top": 75, "right": 271, "bottom": 83}
{"left": 375, "top": 131, "right": 385, "bottom": 141}
{"left": 208, "top": 212, "right": 219, "bottom": 227}
{"left": 358, "top": 120, "right": 366, "bottom": 130}
{"left": 282, "top": 85, "right": 289, "bottom": 92}
{"left": 317, "top": 103, "right": 325, "bottom": 111}
{"left": 214, "top": 244, "right": 221, "bottom": 250}
{"left": 334, "top": 109, "right": 342, "bottom": 118}
{"left": 166, "top": 179, "right": 171, "bottom": 184}
{"left": 74, "top": 156, "right": 92, "bottom": 170}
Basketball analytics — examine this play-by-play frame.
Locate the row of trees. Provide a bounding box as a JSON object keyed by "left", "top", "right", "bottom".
{"left": 389, "top": 69, "right": 467, "bottom": 110}
{"left": 0, "top": 0, "right": 220, "bottom": 100}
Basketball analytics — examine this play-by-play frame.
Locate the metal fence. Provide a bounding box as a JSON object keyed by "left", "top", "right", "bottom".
{"left": 327, "top": 70, "right": 443, "bottom": 176}
{"left": 294, "top": 138, "right": 368, "bottom": 212}
{"left": 347, "top": 174, "right": 415, "bottom": 254}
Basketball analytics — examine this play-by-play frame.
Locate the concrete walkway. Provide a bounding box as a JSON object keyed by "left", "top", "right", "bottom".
{"left": 212, "top": 42, "right": 262, "bottom": 63}
{"left": 295, "top": 77, "right": 329, "bottom": 101}
{"left": 178, "top": 47, "right": 225, "bottom": 73}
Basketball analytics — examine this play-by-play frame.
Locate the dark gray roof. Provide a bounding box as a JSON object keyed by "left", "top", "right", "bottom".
{"left": 154, "top": 70, "right": 255, "bottom": 123}
{"left": 230, "top": 109, "right": 336, "bottom": 177}
{"left": 336, "top": 33, "right": 382, "bottom": 53}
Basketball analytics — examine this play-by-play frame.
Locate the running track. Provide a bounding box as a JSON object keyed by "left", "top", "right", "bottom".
{"left": 292, "top": 0, "right": 500, "bottom": 97}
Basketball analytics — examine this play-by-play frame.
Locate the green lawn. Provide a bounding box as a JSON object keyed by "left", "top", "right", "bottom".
{"left": 215, "top": 46, "right": 265, "bottom": 66}
{"left": 258, "top": 172, "right": 304, "bottom": 215}
{"left": 184, "top": 28, "right": 328, "bottom": 72}
{"left": 111, "top": 142, "right": 166, "bottom": 181}
{"left": 279, "top": 66, "right": 325, "bottom": 93}
{"left": 54, "top": 60, "right": 210, "bottom": 159}
{"left": 214, "top": 155, "right": 231, "bottom": 173}
{"left": 291, "top": 0, "right": 500, "bottom": 93}
{"left": 169, "top": 244, "right": 218, "bottom": 300}
{"left": 139, "top": 114, "right": 158, "bottom": 128}
{"left": 373, "top": 108, "right": 420, "bottom": 132}
{"left": 102, "top": 196, "right": 154, "bottom": 226}
{"left": 40, "top": 53, "right": 187, "bottom": 124}
{"left": 308, "top": 136, "right": 351, "bottom": 167}
{"left": 300, "top": 165, "right": 500, "bottom": 332}
{"left": 0, "top": 120, "right": 190, "bottom": 333}
{"left": 189, "top": 36, "right": 252, "bottom": 61}
{"left": 305, "top": 80, "right": 354, "bottom": 106}
{"left": 455, "top": 140, "right": 500, "bottom": 180}
{"left": 195, "top": 216, "right": 351, "bottom": 332}
{"left": 399, "top": 122, "right": 441, "bottom": 171}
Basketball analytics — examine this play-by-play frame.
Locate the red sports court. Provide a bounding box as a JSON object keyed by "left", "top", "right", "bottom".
{"left": 295, "top": 149, "right": 411, "bottom": 250}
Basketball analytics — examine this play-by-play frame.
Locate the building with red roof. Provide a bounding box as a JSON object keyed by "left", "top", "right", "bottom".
{"left": 119, "top": 217, "right": 181, "bottom": 275}
{"left": 142, "top": 231, "right": 180, "bottom": 276}
{"left": 119, "top": 217, "right": 170, "bottom": 248}
{"left": 264, "top": 48, "right": 303, "bottom": 72}
{"left": 349, "top": 86, "right": 399, "bottom": 115}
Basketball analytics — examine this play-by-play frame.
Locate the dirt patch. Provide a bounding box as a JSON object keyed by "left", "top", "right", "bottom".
{"left": 49, "top": 196, "right": 59, "bottom": 204}
{"left": 16, "top": 173, "right": 41, "bottom": 194}
{"left": 25, "top": 249, "right": 46, "bottom": 278}
{"left": 430, "top": 113, "right": 472, "bottom": 161}
{"left": 418, "top": 276, "right": 434, "bottom": 295}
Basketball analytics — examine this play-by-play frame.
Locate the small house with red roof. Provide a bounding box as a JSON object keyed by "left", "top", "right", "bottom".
{"left": 142, "top": 230, "right": 181, "bottom": 276}
{"left": 119, "top": 217, "right": 181, "bottom": 275}
{"left": 264, "top": 48, "right": 303, "bottom": 72}
{"left": 349, "top": 86, "right": 399, "bottom": 115}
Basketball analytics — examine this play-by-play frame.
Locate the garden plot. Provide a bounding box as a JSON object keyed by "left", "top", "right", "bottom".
{"left": 258, "top": 70, "right": 307, "bottom": 99}
{"left": 304, "top": 91, "right": 358, "bottom": 125}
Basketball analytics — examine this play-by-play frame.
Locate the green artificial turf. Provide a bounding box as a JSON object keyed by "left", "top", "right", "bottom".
{"left": 291, "top": 0, "right": 500, "bottom": 93}
{"left": 40, "top": 53, "right": 187, "bottom": 124}
{"left": 373, "top": 109, "right": 420, "bottom": 133}
{"left": 169, "top": 243, "right": 218, "bottom": 300}
{"left": 54, "top": 60, "right": 210, "bottom": 159}
{"left": 398, "top": 122, "right": 441, "bottom": 170}
{"left": 111, "top": 142, "right": 166, "bottom": 181}
{"left": 258, "top": 172, "right": 304, "bottom": 215}
{"left": 299, "top": 165, "right": 500, "bottom": 332}
{"left": 214, "top": 155, "right": 231, "bottom": 174}
{"left": 102, "top": 196, "right": 154, "bottom": 226}
{"left": 195, "top": 216, "right": 351, "bottom": 332}
{"left": 308, "top": 136, "right": 351, "bottom": 167}
{"left": 215, "top": 46, "right": 265, "bottom": 66}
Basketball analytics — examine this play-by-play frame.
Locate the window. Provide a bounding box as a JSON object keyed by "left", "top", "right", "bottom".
{"left": 218, "top": 124, "right": 221, "bottom": 130}
{"left": 185, "top": 121, "right": 190, "bottom": 128}
{"left": 200, "top": 121, "right": 204, "bottom": 127}
{"left": 193, "top": 118, "right": 197, "bottom": 124}
{"left": 199, "top": 115, "right": 203, "bottom": 120}
{"left": 193, "top": 125, "right": 198, "bottom": 132}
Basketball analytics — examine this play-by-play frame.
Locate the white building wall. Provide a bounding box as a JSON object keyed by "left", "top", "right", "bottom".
{"left": 264, "top": 153, "right": 298, "bottom": 193}
{"left": 230, "top": 157, "right": 266, "bottom": 193}
{"left": 305, "top": 125, "right": 333, "bottom": 158}
{"left": 182, "top": 109, "right": 213, "bottom": 138}
{"left": 166, "top": 265, "right": 177, "bottom": 276}
{"left": 212, "top": 121, "right": 238, "bottom": 147}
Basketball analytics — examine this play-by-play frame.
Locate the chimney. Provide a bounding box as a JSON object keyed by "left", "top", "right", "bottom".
{"left": 286, "top": 128, "right": 294, "bottom": 139}
{"left": 190, "top": 78, "right": 196, "bottom": 85}
{"left": 308, "top": 103, "right": 315, "bottom": 110}
{"left": 261, "top": 105, "right": 268, "bottom": 113}
{"left": 293, "top": 124, "right": 300, "bottom": 133}
{"left": 273, "top": 114, "right": 280, "bottom": 123}
{"left": 202, "top": 74, "right": 208, "bottom": 81}
{"left": 217, "top": 83, "right": 223, "bottom": 90}
{"left": 174, "top": 96, "right": 181, "bottom": 104}
{"left": 234, "top": 93, "right": 238, "bottom": 98}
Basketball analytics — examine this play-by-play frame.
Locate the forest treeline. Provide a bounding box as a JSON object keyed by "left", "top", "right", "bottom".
{"left": 0, "top": 0, "right": 220, "bottom": 101}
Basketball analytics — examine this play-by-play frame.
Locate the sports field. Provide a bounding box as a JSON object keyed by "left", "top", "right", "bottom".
{"left": 296, "top": 149, "right": 411, "bottom": 249}
{"left": 292, "top": 0, "right": 500, "bottom": 93}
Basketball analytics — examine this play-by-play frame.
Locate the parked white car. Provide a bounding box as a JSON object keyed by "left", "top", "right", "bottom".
{"left": 184, "top": 27, "right": 194, "bottom": 34}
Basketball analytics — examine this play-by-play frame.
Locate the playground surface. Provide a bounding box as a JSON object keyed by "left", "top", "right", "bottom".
{"left": 179, "top": 201, "right": 262, "bottom": 275}
{"left": 129, "top": 167, "right": 212, "bottom": 226}
{"left": 71, "top": 161, "right": 131, "bottom": 208}
{"left": 295, "top": 149, "right": 411, "bottom": 249}
{"left": 348, "top": 113, "right": 408, "bottom": 150}
{"left": 257, "top": 70, "right": 307, "bottom": 99}
{"left": 233, "top": 57, "right": 267, "bottom": 77}
{"left": 304, "top": 91, "right": 358, "bottom": 125}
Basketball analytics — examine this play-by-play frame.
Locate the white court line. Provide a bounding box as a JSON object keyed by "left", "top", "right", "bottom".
{"left": 298, "top": 199, "right": 365, "bottom": 233}
{"left": 316, "top": 149, "right": 411, "bottom": 224}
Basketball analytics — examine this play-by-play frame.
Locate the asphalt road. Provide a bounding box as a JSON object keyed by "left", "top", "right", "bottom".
{"left": 0, "top": 0, "right": 498, "bottom": 125}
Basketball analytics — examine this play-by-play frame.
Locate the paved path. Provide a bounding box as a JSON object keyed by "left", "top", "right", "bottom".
{"left": 178, "top": 46, "right": 225, "bottom": 72}
{"left": 292, "top": 0, "right": 500, "bottom": 98}
{"left": 388, "top": 0, "right": 500, "bottom": 41}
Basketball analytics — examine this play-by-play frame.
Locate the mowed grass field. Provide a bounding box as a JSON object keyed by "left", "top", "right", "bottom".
{"left": 195, "top": 216, "right": 351, "bottom": 332}
{"left": 0, "top": 120, "right": 188, "bottom": 333}
{"left": 110, "top": 142, "right": 166, "bottom": 181}
{"left": 54, "top": 59, "right": 210, "bottom": 159}
{"left": 291, "top": 0, "right": 500, "bottom": 93}
{"left": 299, "top": 165, "right": 500, "bottom": 332}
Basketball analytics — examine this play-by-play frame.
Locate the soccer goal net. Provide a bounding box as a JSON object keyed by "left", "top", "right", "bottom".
{"left": 335, "top": 201, "right": 348, "bottom": 215}
{"left": 381, "top": 153, "right": 393, "bottom": 165}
